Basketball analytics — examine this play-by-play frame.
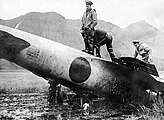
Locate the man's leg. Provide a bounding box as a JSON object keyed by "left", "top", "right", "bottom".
{"left": 81, "top": 32, "right": 90, "bottom": 53}
{"left": 84, "top": 38, "right": 90, "bottom": 53}
{"left": 105, "top": 36, "right": 116, "bottom": 61}
{"left": 86, "top": 28, "right": 96, "bottom": 55}
{"left": 88, "top": 37, "right": 94, "bottom": 55}
{"left": 107, "top": 47, "right": 116, "bottom": 61}
{"left": 94, "top": 31, "right": 101, "bottom": 57}
{"left": 90, "top": 29, "right": 95, "bottom": 55}
{"left": 48, "top": 80, "right": 59, "bottom": 105}
{"left": 95, "top": 44, "right": 101, "bottom": 57}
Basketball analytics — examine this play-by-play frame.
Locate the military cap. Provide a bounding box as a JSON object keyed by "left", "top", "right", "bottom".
{"left": 133, "top": 39, "right": 140, "bottom": 44}
{"left": 85, "top": 0, "right": 93, "bottom": 6}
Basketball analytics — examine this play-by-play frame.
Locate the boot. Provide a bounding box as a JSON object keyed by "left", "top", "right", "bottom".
{"left": 95, "top": 44, "right": 101, "bottom": 58}
{"left": 96, "top": 54, "right": 101, "bottom": 58}
{"left": 112, "top": 57, "right": 120, "bottom": 64}
{"left": 108, "top": 48, "right": 120, "bottom": 64}
{"left": 82, "top": 49, "right": 89, "bottom": 53}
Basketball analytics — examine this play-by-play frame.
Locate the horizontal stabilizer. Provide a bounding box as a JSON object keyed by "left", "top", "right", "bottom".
{"left": 118, "top": 57, "right": 159, "bottom": 77}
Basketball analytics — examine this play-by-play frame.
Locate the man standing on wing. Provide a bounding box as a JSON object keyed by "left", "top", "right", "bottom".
{"left": 81, "top": 0, "right": 98, "bottom": 55}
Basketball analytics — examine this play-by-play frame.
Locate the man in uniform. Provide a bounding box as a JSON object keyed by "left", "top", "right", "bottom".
{"left": 133, "top": 40, "right": 152, "bottom": 63}
{"left": 81, "top": 0, "right": 98, "bottom": 55}
{"left": 94, "top": 29, "right": 116, "bottom": 61}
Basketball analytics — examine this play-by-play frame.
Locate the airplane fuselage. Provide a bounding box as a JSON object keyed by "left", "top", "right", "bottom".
{"left": 0, "top": 25, "right": 164, "bottom": 98}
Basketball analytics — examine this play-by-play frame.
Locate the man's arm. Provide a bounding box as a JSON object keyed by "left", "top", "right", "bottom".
{"left": 90, "top": 21, "right": 97, "bottom": 29}
{"left": 134, "top": 50, "right": 138, "bottom": 58}
{"left": 81, "top": 9, "right": 97, "bottom": 29}
{"left": 141, "top": 43, "right": 152, "bottom": 54}
{"left": 90, "top": 9, "right": 97, "bottom": 28}
{"left": 85, "top": 9, "right": 97, "bottom": 29}
{"left": 81, "top": 12, "right": 85, "bottom": 30}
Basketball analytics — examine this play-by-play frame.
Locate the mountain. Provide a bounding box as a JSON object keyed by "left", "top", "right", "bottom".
{"left": 67, "top": 19, "right": 133, "bottom": 57}
{"left": 66, "top": 19, "right": 119, "bottom": 31}
{"left": 0, "top": 12, "right": 83, "bottom": 49}
{"left": 121, "top": 21, "right": 164, "bottom": 70}
{"left": 0, "top": 12, "right": 84, "bottom": 70}
{"left": 0, "top": 12, "right": 164, "bottom": 71}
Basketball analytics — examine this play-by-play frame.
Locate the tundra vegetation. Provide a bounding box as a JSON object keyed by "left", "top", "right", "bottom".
{"left": 0, "top": 70, "right": 164, "bottom": 120}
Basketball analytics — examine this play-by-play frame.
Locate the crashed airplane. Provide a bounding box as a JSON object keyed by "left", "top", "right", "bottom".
{"left": 0, "top": 24, "right": 164, "bottom": 104}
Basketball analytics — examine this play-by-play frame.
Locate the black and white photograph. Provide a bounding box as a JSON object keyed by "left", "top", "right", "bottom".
{"left": 0, "top": 0, "right": 164, "bottom": 119}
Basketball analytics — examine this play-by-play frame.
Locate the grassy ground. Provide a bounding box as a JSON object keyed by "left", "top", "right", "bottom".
{"left": 0, "top": 70, "right": 49, "bottom": 94}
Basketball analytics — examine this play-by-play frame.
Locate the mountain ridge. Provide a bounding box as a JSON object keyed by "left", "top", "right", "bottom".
{"left": 0, "top": 12, "right": 164, "bottom": 71}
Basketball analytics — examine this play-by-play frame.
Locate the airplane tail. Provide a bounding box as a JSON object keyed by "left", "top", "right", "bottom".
{"left": 118, "top": 57, "right": 159, "bottom": 77}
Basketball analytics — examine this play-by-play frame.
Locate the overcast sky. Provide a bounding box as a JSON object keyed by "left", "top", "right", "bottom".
{"left": 1, "top": 0, "right": 164, "bottom": 31}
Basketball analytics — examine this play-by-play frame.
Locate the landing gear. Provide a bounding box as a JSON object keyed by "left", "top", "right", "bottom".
{"left": 47, "top": 80, "right": 58, "bottom": 105}
{"left": 56, "top": 85, "right": 63, "bottom": 105}
{"left": 47, "top": 80, "right": 63, "bottom": 105}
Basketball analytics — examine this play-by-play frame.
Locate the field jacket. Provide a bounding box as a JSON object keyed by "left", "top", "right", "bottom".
{"left": 82, "top": 8, "right": 97, "bottom": 29}
{"left": 134, "top": 42, "right": 152, "bottom": 58}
